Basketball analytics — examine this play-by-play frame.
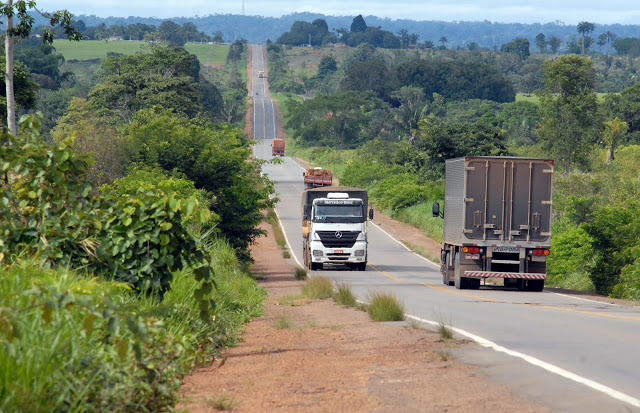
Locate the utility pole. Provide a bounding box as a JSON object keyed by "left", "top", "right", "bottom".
{"left": 242, "top": 0, "right": 245, "bottom": 15}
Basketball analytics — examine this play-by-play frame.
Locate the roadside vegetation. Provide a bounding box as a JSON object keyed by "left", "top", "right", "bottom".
{"left": 1, "top": 30, "right": 271, "bottom": 410}
{"left": 366, "top": 292, "right": 406, "bottom": 321}
{"left": 302, "top": 276, "right": 334, "bottom": 299}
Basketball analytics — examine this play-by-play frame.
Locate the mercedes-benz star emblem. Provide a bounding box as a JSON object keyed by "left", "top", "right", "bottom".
{"left": 335, "top": 231, "right": 343, "bottom": 238}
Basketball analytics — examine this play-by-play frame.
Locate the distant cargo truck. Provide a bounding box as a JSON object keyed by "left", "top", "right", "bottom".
{"left": 433, "top": 156, "right": 554, "bottom": 291}
{"left": 303, "top": 167, "right": 332, "bottom": 188}
{"left": 271, "top": 138, "right": 285, "bottom": 156}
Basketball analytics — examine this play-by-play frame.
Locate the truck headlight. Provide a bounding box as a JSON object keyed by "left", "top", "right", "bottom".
{"left": 312, "top": 250, "right": 323, "bottom": 257}
{"left": 354, "top": 250, "right": 365, "bottom": 256}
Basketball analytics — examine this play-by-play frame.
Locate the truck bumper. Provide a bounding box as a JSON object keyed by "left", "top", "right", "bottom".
{"left": 464, "top": 271, "right": 546, "bottom": 280}
{"left": 310, "top": 243, "right": 367, "bottom": 265}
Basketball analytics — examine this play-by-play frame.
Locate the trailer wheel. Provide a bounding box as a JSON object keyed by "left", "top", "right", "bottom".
{"left": 468, "top": 278, "right": 480, "bottom": 289}
{"left": 528, "top": 279, "right": 545, "bottom": 292}
{"left": 454, "top": 253, "right": 468, "bottom": 290}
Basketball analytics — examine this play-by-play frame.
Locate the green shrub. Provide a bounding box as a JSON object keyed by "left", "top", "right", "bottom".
{"left": 302, "top": 276, "right": 333, "bottom": 299}
{"left": 333, "top": 281, "right": 357, "bottom": 306}
{"left": 367, "top": 291, "right": 405, "bottom": 321}
{"left": 273, "top": 316, "right": 292, "bottom": 329}
{"left": 370, "top": 173, "right": 444, "bottom": 211}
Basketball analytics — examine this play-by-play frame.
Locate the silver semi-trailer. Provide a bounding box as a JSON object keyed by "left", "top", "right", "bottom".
{"left": 433, "top": 156, "right": 554, "bottom": 291}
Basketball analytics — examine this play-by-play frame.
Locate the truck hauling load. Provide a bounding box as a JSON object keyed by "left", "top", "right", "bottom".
{"left": 432, "top": 156, "right": 554, "bottom": 291}
{"left": 302, "top": 187, "right": 373, "bottom": 271}
{"left": 303, "top": 167, "right": 332, "bottom": 188}
{"left": 271, "top": 138, "right": 285, "bottom": 156}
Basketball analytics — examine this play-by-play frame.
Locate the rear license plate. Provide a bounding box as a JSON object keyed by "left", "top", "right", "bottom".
{"left": 465, "top": 254, "right": 479, "bottom": 260}
{"left": 334, "top": 250, "right": 343, "bottom": 254}
{"left": 494, "top": 246, "right": 519, "bottom": 253}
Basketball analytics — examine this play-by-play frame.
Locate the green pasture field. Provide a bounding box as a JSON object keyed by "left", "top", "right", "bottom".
{"left": 517, "top": 92, "right": 609, "bottom": 104}
{"left": 52, "top": 40, "right": 229, "bottom": 65}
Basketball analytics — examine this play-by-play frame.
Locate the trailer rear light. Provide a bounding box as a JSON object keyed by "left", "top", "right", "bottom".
{"left": 462, "top": 247, "right": 482, "bottom": 254}
{"left": 531, "top": 249, "right": 550, "bottom": 256}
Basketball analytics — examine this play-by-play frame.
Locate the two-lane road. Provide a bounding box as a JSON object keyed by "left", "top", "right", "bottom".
{"left": 250, "top": 44, "right": 640, "bottom": 412}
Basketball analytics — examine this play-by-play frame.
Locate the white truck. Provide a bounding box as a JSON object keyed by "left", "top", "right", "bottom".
{"left": 302, "top": 187, "right": 373, "bottom": 271}
{"left": 433, "top": 156, "right": 554, "bottom": 291}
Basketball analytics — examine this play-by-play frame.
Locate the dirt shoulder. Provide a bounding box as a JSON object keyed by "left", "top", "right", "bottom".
{"left": 179, "top": 220, "right": 547, "bottom": 412}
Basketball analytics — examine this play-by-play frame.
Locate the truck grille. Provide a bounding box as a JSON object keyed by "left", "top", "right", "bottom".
{"left": 317, "top": 231, "right": 360, "bottom": 248}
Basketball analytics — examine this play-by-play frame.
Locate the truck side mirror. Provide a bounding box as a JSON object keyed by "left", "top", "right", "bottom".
{"left": 368, "top": 208, "right": 374, "bottom": 220}
{"left": 432, "top": 202, "right": 441, "bottom": 218}
{"left": 302, "top": 172, "right": 305, "bottom": 177}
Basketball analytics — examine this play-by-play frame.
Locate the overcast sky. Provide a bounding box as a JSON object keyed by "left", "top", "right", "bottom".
{"left": 35, "top": 1, "right": 640, "bottom": 25}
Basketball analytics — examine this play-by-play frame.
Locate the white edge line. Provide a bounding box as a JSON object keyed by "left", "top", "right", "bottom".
{"left": 552, "top": 292, "right": 621, "bottom": 306}
{"left": 369, "top": 221, "right": 439, "bottom": 268}
{"left": 272, "top": 207, "right": 302, "bottom": 268}
{"left": 404, "top": 314, "right": 640, "bottom": 408}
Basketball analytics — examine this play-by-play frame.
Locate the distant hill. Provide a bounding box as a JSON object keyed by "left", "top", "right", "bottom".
{"left": 39, "top": 12, "right": 640, "bottom": 50}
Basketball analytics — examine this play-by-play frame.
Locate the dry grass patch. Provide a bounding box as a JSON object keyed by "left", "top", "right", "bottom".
{"left": 302, "top": 276, "right": 333, "bottom": 299}
{"left": 367, "top": 291, "right": 405, "bottom": 321}
{"left": 333, "top": 281, "right": 357, "bottom": 307}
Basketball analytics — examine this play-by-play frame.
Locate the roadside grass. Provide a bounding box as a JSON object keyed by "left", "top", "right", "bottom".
{"left": 333, "top": 281, "right": 357, "bottom": 307}
{"left": 407, "top": 318, "right": 423, "bottom": 329}
{"left": 367, "top": 291, "right": 405, "bottom": 321}
{"left": 277, "top": 295, "right": 308, "bottom": 306}
{"left": 437, "top": 322, "right": 455, "bottom": 341}
{"left": 273, "top": 315, "right": 292, "bottom": 329}
{"left": 435, "top": 350, "right": 451, "bottom": 361}
{"left": 207, "top": 395, "right": 236, "bottom": 411}
{"left": 0, "top": 238, "right": 265, "bottom": 412}
{"left": 302, "top": 276, "right": 334, "bottom": 299}
{"left": 294, "top": 267, "right": 308, "bottom": 280}
{"left": 282, "top": 250, "right": 291, "bottom": 259}
{"left": 265, "top": 208, "right": 287, "bottom": 249}
{"left": 392, "top": 202, "right": 443, "bottom": 244}
{"left": 403, "top": 241, "right": 441, "bottom": 264}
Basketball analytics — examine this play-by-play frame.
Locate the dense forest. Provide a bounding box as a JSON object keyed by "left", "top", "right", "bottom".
{"left": 27, "top": 11, "right": 640, "bottom": 51}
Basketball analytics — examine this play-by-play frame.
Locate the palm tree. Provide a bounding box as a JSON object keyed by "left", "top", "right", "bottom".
{"left": 439, "top": 36, "right": 448, "bottom": 49}
{"left": 577, "top": 21, "right": 596, "bottom": 54}
{"left": 548, "top": 36, "right": 562, "bottom": 54}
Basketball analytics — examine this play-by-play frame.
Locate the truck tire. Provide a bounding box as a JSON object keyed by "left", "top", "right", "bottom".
{"left": 454, "top": 253, "right": 468, "bottom": 290}
{"left": 310, "top": 262, "right": 323, "bottom": 271}
{"left": 468, "top": 277, "right": 481, "bottom": 289}
{"left": 357, "top": 262, "right": 366, "bottom": 271}
{"left": 528, "top": 279, "right": 545, "bottom": 292}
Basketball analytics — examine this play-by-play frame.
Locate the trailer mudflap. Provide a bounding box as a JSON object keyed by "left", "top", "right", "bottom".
{"left": 464, "top": 271, "right": 546, "bottom": 280}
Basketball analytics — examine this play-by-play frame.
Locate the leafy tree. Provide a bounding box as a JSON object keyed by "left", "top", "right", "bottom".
{"left": 316, "top": 55, "right": 338, "bottom": 79}
{"left": 277, "top": 19, "right": 334, "bottom": 46}
{"left": 393, "top": 59, "right": 515, "bottom": 103}
{"left": 88, "top": 45, "right": 203, "bottom": 122}
{"left": 612, "top": 37, "right": 640, "bottom": 56}
{"left": 501, "top": 38, "right": 530, "bottom": 60}
{"left": 413, "top": 118, "right": 508, "bottom": 178}
{"left": 15, "top": 43, "right": 70, "bottom": 89}
{"left": 577, "top": 21, "right": 596, "bottom": 54}
{"left": 535, "top": 33, "right": 547, "bottom": 53}
{"left": 537, "top": 55, "right": 599, "bottom": 172}
{"left": 51, "top": 97, "right": 129, "bottom": 186}
{"left": 125, "top": 109, "right": 274, "bottom": 261}
{"left": 497, "top": 101, "right": 540, "bottom": 146}
{"left": 0, "top": 57, "right": 37, "bottom": 126}
{"left": 548, "top": 35, "right": 562, "bottom": 54}
{"left": 286, "top": 90, "right": 387, "bottom": 149}
{"left": 350, "top": 15, "right": 367, "bottom": 33}
{"left": 602, "top": 117, "right": 628, "bottom": 163}
{"left": 604, "top": 82, "right": 640, "bottom": 137}
{"left": 341, "top": 58, "right": 392, "bottom": 100}
{"left": 391, "top": 86, "right": 426, "bottom": 135}
{"left": 1, "top": 1, "right": 81, "bottom": 135}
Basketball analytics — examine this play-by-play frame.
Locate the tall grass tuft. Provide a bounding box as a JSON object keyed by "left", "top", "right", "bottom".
{"left": 302, "top": 276, "right": 333, "bottom": 299}
{"left": 294, "top": 267, "right": 308, "bottom": 280}
{"left": 333, "top": 281, "right": 357, "bottom": 307}
{"left": 367, "top": 291, "right": 405, "bottom": 321}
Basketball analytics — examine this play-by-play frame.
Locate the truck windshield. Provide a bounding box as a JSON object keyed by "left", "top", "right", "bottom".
{"left": 313, "top": 205, "right": 364, "bottom": 223}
